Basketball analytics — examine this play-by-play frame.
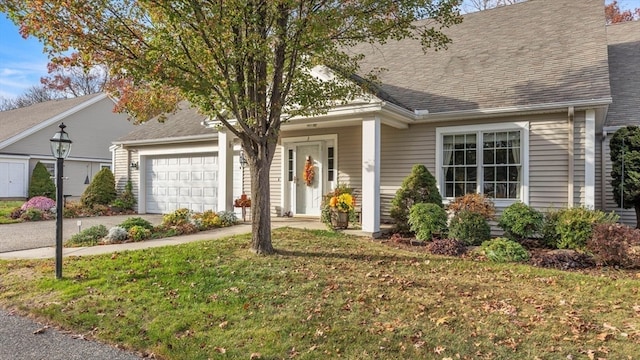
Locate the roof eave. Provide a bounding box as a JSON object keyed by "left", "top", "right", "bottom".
{"left": 413, "top": 98, "right": 613, "bottom": 123}
{"left": 113, "top": 133, "right": 218, "bottom": 147}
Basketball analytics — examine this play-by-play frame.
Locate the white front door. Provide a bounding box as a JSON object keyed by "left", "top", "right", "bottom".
{"left": 293, "top": 143, "right": 322, "bottom": 216}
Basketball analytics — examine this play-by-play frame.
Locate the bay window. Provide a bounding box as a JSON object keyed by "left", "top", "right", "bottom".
{"left": 436, "top": 122, "right": 529, "bottom": 202}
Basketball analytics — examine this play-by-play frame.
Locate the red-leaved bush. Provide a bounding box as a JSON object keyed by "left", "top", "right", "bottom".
{"left": 20, "top": 196, "right": 56, "bottom": 212}
{"left": 587, "top": 223, "right": 640, "bottom": 268}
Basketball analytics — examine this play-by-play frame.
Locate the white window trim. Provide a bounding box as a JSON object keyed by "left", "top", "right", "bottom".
{"left": 435, "top": 121, "right": 530, "bottom": 206}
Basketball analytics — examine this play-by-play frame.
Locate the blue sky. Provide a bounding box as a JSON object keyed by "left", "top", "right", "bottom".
{"left": 1, "top": 0, "right": 640, "bottom": 100}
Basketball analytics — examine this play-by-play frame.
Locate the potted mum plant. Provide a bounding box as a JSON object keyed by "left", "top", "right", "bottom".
{"left": 321, "top": 184, "right": 355, "bottom": 230}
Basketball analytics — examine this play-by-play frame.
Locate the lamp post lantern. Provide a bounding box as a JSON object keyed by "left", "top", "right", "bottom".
{"left": 50, "top": 123, "right": 72, "bottom": 279}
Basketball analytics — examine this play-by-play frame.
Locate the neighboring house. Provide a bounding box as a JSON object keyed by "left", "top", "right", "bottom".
{"left": 602, "top": 19, "right": 640, "bottom": 227}
{"left": 114, "top": 0, "right": 636, "bottom": 234}
{"left": 0, "top": 93, "right": 135, "bottom": 200}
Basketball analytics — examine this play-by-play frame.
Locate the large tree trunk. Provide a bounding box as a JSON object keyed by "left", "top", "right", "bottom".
{"left": 247, "top": 140, "right": 276, "bottom": 254}
{"left": 635, "top": 203, "right": 640, "bottom": 229}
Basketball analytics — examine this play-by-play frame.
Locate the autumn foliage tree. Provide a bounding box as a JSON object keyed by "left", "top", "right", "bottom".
{"left": 2, "top": 0, "right": 462, "bottom": 254}
{"left": 40, "top": 53, "right": 108, "bottom": 97}
{"left": 605, "top": 0, "right": 640, "bottom": 24}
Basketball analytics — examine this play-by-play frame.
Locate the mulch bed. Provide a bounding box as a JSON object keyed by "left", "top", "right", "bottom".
{"left": 378, "top": 234, "right": 640, "bottom": 280}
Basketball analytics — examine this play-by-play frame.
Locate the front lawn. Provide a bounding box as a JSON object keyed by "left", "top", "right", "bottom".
{"left": 0, "top": 201, "right": 23, "bottom": 224}
{"left": 1, "top": 228, "right": 639, "bottom": 359}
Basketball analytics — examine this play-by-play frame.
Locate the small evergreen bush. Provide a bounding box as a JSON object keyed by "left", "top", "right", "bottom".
{"left": 80, "top": 168, "right": 117, "bottom": 208}
{"left": 587, "top": 223, "right": 640, "bottom": 268}
{"left": 128, "top": 225, "right": 151, "bottom": 242}
{"left": 390, "top": 164, "right": 442, "bottom": 234}
{"left": 119, "top": 217, "right": 154, "bottom": 231}
{"left": 104, "top": 226, "right": 129, "bottom": 242}
{"left": 447, "top": 193, "right": 496, "bottom": 220}
{"left": 498, "top": 202, "right": 543, "bottom": 241}
{"left": 481, "top": 238, "right": 530, "bottom": 263}
{"left": 408, "top": 203, "right": 448, "bottom": 241}
{"left": 427, "top": 238, "right": 466, "bottom": 256}
{"left": 29, "top": 162, "right": 56, "bottom": 200}
{"left": 449, "top": 210, "right": 491, "bottom": 246}
{"left": 66, "top": 225, "right": 108, "bottom": 247}
{"left": 555, "top": 207, "right": 618, "bottom": 250}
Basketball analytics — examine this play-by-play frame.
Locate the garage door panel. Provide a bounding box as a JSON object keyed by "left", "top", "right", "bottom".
{"left": 145, "top": 153, "right": 219, "bottom": 214}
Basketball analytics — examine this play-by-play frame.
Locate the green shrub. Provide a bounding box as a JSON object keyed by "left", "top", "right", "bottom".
{"left": 128, "top": 225, "right": 151, "bottom": 242}
{"left": 20, "top": 208, "right": 45, "bottom": 221}
{"left": 449, "top": 210, "right": 491, "bottom": 246}
{"left": 587, "top": 223, "right": 640, "bottom": 268}
{"left": 408, "top": 203, "right": 448, "bottom": 241}
{"left": 29, "top": 161, "right": 56, "bottom": 200}
{"left": 541, "top": 209, "right": 562, "bottom": 248}
{"left": 66, "top": 225, "right": 108, "bottom": 247}
{"left": 498, "top": 202, "right": 543, "bottom": 241}
{"left": 481, "top": 238, "right": 530, "bottom": 263}
{"left": 119, "top": 217, "right": 154, "bottom": 231}
{"left": 217, "top": 211, "right": 238, "bottom": 227}
{"left": 555, "top": 207, "right": 618, "bottom": 250}
{"left": 447, "top": 193, "right": 496, "bottom": 220}
{"left": 390, "top": 164, "right": 442, "bottom": 234}
{"left": 81, "top": 168, "right": 117, "bottom": 208}
{"left": 112, "top": 180, "right": 136, "bottom": 210}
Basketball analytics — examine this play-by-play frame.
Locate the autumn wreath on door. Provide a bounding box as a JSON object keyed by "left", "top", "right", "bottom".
{"left": 303, "top": 156, "right": 315, "bottom": 186}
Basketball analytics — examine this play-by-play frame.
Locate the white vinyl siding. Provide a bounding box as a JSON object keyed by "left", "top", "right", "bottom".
{"left": 528, "top": 118, "right": 569, "bottom": 209}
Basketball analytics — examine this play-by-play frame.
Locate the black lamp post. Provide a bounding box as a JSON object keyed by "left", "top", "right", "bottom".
{"left": 50, "top": 123, "right": 72, "bottom": 279}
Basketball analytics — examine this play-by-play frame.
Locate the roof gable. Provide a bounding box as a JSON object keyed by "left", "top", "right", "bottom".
{"left": 354, "top": 0, "right": 611, "bottom": 113}
{"left": 0, "top": 93, "right": 106, "bottom": 148}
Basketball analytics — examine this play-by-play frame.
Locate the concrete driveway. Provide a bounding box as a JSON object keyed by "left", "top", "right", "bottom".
{"left": 0, "top": 215, "right": 164, "bottom": 253}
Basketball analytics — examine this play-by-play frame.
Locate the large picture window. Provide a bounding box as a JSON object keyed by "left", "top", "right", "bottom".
{"left": 437, "top": 122, "right": 528, "bottom": 202}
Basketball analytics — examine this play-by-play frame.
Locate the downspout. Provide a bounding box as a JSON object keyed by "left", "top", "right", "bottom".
{"left": 601, "top": 129, "right": 608, "bottom": 212}
{"left": 567, "top": 106, "right": 575, "bottom": 207}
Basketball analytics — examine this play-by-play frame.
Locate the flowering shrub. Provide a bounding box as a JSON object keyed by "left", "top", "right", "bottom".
{"left": 192, "top": 210, "right": 223, "bottom": 230}
{"left": 21, "top": 196, "right": 56, "bottom": 212}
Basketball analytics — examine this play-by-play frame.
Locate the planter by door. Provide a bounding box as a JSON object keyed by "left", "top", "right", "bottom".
{"left": 331, "top": 210, "right": 349, "bottom": 230}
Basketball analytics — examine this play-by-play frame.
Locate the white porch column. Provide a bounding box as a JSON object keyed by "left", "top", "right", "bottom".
{"left": 217, "top": 130, "right": 235, "bottom": 212}
{"left": 362, "top": 116, "right": 381, "bottom": 235}
{"left": 585, "top": 109, "right": 596, "bottom": 208}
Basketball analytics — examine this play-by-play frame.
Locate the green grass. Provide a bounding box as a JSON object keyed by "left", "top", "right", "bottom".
{"left": 0, "top": 201, "right": 23, "bottom": 224}
{"left": 1, "top": 228, "right": 639, "bottom": 359}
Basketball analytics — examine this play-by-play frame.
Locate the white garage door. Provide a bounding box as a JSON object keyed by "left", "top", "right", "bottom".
{"left": 146, "top": 154, "right": 218, "bottom": 214}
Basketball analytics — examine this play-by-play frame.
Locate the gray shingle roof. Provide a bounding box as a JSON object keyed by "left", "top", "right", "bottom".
{"left": 116, "top": 102, "right": 214, "bottom": 142}
{"left": 353, "top": 0, "right": 611, "bottom": 113}
{"left": 606, "top": 20, "right": 640, "bottom": 127}
{"left": 0, "top": 93, "right": 104, "bottom": 142}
